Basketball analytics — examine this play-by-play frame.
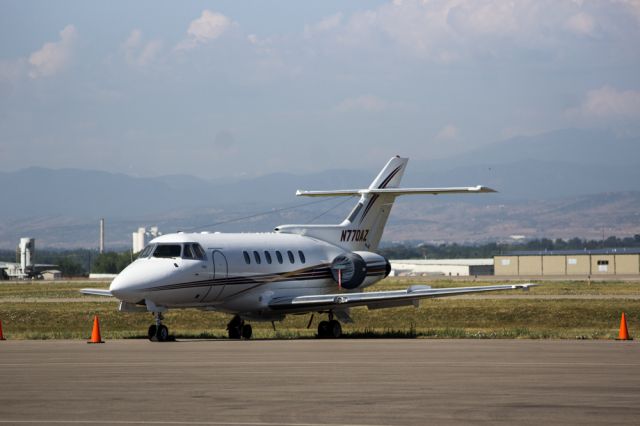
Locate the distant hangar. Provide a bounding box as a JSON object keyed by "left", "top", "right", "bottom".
{"left": 495, "top": 248, "right": 640, "bottom": 276}
{"left": 390, "top": 259, "right": 494, "bottom": 277}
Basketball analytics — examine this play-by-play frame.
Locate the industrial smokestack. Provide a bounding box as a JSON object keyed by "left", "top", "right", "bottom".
{"left": 19, "top": 238, "right": 35, "bottom": 272}
{"left": 99, "top": 218, "right": 105, "bottom": 254}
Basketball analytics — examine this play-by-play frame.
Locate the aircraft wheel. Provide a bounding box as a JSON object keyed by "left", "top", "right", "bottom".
{"left": 157, "top": 325, "right": 169, "bottom": 342}
{"left": 241, "top": 324, "right": 253, "bottom": 339}
{"left": 227, "top": 315, "right": 243, "bottom": 339}
{"left": 148, "top": 325, "right": 157, "bottom": 341}
{"left": 228, "top": 326, "right": 241, "bottom": 339}
{"left": 328, "top": 320, "right": 342, "bottom": 338}
{"left": 317, "top": 321, "right": 330, "bottom": 338}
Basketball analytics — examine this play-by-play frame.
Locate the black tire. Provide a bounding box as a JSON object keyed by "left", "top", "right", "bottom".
{"left": 241, "top": 324, "right": 253, "bottom": 339}
{"left": 157, "top": 325, "right": 169, "bottom": 342}
{"left": 228, "top": 326, "right": 241, "bottom": 339}
{"left": 328, "top": 320, "right": 342, "bottom": 338}
{"left": 317, "top": 321, "right": 330, "bottom": 338}
{"left": 148, "top": 325, "right": 157, "bottom": 341}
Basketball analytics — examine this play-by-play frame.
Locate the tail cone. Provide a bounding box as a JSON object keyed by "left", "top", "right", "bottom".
{"left": 87, "top": 315, "right": 105, "bottom": 344}
{"left": 616, "top": 312, "right": 632, "bottom": 341}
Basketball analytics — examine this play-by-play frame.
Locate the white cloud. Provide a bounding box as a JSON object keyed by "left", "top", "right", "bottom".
{"left": 304, "top": 13, "right": 343, "bottom": 38}
{"left": 565, "top": 12, "right": 595, "bottom": 35}
{"left": 28, "top": 25, "right": 77, "bottom": 79}
{"left": 615, "top": 0, "right": 640, "bottom": 21}
{"left": 177, "top": 10, "right": 231, "bottom": 50}
{"left": 303, "top": 0, "right": 638, "bottom": 62}
{"left": 573, "top": 86, "right": 640, "bottom": 119}
{"left": 436, "top": 124, "right": 459, "bottom": 141}
{"left": 335, "top": 95, "right": 388, "bottom": 112}
{"left": 447, "top": 1, "right": 522, "bottom": 36}
{"left": 122, "top": 29, "right": 163, "bottom": 67}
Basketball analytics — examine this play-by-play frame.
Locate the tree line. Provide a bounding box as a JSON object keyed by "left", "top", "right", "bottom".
{"left": 378, "top": 235, "right": 640, "bottom": 260}
{"left": 1, "top": 234, "right": 639, "bottom": 276}
{"left": 0, "top": 248, "right": 133, "bottom": 277}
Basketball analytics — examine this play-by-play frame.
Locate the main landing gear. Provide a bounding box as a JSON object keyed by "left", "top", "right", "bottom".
{"left": 148, "top": 312, "right": 170, "bottom": 342}
{"left": 317, "top": 312, "right": 342, "bottom": 339}
{"left": 227, "top": 315, "right": 253, "bottom": 339}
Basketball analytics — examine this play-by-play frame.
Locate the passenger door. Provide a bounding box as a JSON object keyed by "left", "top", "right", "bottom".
{"left": 202, "top": 250, "right": 227, "bottom": 302}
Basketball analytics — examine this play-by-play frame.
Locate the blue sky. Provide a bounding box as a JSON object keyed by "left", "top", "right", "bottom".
{"left": 1, "top": 0, "right": 639, "bottom": 179}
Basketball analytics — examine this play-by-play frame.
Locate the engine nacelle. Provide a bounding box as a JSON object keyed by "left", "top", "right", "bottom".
{"left": 330, "top": 251, "right": 391, "bottom": 290}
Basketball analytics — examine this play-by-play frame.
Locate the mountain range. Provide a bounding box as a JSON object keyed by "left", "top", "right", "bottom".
{"left": 1, "top": 128, "right": 638, "bottom": 249}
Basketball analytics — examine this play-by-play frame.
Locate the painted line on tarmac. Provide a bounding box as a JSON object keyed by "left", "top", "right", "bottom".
{"left": 0, "top": 421, "right": 386, "bottom": 426}
{"left": 1, "top": 360, "right": 639, "bottom": 368}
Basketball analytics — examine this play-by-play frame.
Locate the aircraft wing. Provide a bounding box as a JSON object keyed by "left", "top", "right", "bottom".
{"left": 80, "top": 288, "right": 113, "bottom": 297}
{"left": 269, "top": 283, "right": 536, "bottom": 312}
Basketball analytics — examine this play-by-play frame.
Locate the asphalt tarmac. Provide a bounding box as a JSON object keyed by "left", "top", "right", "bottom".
{"left": 0, "top": 339, "right": 638, "bottom": 425}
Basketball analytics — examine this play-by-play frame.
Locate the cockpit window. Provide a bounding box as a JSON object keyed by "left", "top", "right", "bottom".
{"left": 182, "top": 243, "right": 206, "bottom": 260}
{"left": 139, "top": 244, "right": 155, "bottom": 258}
{"left": 153, "top": 244, "right": 182, "bottom": 258}
{"left": 192, "top": 244, "right": 205, "bottom": 260}
{"left": 183, "top": 244, "right": 195, "bottom": 259}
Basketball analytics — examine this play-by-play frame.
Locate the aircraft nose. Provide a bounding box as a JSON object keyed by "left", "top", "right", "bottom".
{"left": 109, "top": 260, "right": 177, "bottom": 303}
{"left": 109, "top": 271, "right": 141, "bottom": 302}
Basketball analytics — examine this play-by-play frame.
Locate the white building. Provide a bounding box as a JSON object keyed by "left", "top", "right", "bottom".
{"left": 132, "top": 226, "right": 162, "bottom": 253}
{"left": 132, "top": 227, "right": 146, "bottom": 254}
{"left": 390, "top": 259, "right": 494, "bottom": 277}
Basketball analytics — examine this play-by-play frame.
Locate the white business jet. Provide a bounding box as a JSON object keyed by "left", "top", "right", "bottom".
{"left": 82, "top": 156, "right": 534, "bottom": 341}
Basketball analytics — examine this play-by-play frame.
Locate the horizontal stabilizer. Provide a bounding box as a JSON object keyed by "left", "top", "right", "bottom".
{"left": 80, "top": 288, "right": 113, "bottom": 297}
{"left": 296, "top": 186, "right": 496, "bottom": 197}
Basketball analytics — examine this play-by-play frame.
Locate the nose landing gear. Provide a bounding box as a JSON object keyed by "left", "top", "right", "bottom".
{"left": 148, "top": 312, "right": 170, "bottom": 342}
{"left": 227, "top": 315, "right": 253, "bottom": 339}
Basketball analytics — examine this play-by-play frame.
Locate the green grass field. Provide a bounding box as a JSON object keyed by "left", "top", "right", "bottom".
{"left": 0, "top": 278, "right": 638, "bottom": 339}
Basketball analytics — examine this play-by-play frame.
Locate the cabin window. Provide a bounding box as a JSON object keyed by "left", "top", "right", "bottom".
{"left": 298, "top": 250, "right": 306, "bottom": 264}
{"left": 264, "top": 251, "right": 272, "bottom": 264}
{"left": 253, "top": 251, "right": 261, "bottom": 264}
{"left": 243, "top": 251, "right": 251, "bottom": 264}
{"left": 139, "top": 244, "right": 155, "bottom": 258}
{"left": 287, "top": 250, "right": 295, "bottom": 264}
{"left": 276, "top": 251, "right": 283, "bottom": 264}
{"left": 153, "top": 244, "right": 181, "bottom": 258}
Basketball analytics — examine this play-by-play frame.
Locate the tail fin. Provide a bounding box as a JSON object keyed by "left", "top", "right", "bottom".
{"left": 275, "top": 156, "right": 495, "bottom": 252}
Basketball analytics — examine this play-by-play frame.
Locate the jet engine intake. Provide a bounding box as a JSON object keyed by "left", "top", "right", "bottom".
{"left": 330, "top": 251, "right": 391, "bottom": 290}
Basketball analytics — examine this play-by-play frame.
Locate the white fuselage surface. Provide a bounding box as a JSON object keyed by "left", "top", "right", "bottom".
{"left": 110, "top": 232, "right": 387, "bottom": 320}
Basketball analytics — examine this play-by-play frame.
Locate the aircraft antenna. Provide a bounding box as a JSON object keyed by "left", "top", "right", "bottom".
{"left": 307, "top": 195, "right": 356, "bottom": 223}
{"left": 184, "top": 197, "right": 342, "bottom": 232}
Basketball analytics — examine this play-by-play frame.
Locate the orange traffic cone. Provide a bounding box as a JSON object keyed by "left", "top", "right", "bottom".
{"left": 87, "top": 315, "right": 104, "bottom": 344}
{"left": 616, "top": 312, "right": 632, "bottom": 341}
{"left": 0, "top": 320, "right": 6, "bottom": 340}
